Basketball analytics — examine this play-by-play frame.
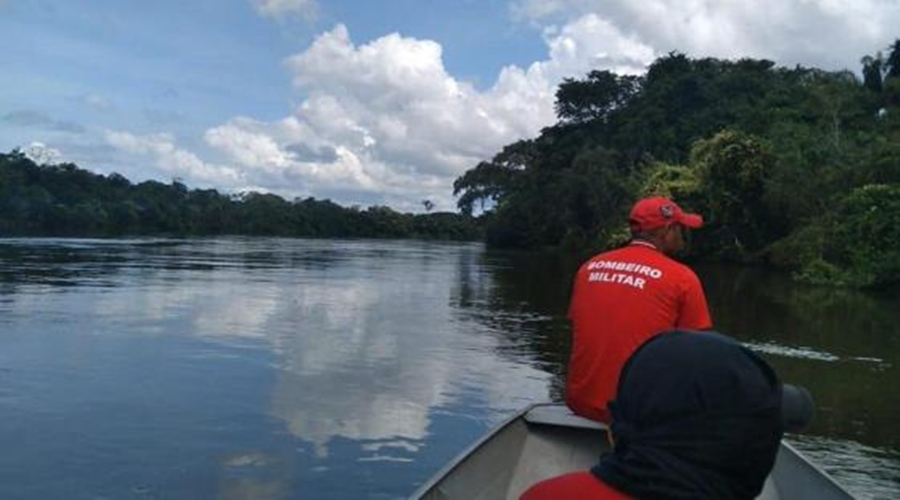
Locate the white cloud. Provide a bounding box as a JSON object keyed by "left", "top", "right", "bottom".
{"left": 105, "top": 130, "right": 245, "bottom": 187}
{"left": 205, "top": 120, "right": 295, "bottom": 173}
{"left": 22, "top": 141, "right": 62, "bottom": 165}
{"left": 511, "top": 0, "right": 898, "bottom": 71}
{"left": 284, "top": 25, "right": 525, "bottom": 174}
{"left": 195, "top": 23, "right": 655, "bottom": 211}
{"left": 204, "top": 116, "right": 424, "bottom": 201}
{"left": 538, "top": 14, "right": 656, "bottom": 76}
{"left": 185, "top": 25, "right": 544, "bottom": 210}
{"left": 250, "top": 0, "right": 317, "bottom": 22}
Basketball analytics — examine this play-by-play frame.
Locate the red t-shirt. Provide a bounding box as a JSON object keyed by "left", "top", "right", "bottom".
{"left": 520, "top": 471, "right": 631, "bottom": 500}
{"left": 566, "top": 241, "right": 712, "bottom": 422}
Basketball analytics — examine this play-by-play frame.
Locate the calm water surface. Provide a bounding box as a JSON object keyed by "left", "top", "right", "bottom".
{"left": 0, "top": 238, "right": 896, "bottom": 499}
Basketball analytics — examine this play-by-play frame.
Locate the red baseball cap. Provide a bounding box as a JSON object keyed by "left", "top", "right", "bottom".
{"left": 629, "top": 197, "right": 703, "bottom": 231}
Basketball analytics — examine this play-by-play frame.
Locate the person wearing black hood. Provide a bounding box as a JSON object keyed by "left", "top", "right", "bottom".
{"left": 521, "top": 330, "right": 814, "bottom": 500}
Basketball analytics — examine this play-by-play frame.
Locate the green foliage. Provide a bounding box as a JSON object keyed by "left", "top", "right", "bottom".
{"left": 689, "top": 130, "right": 777, "bottom": 257}
{"left": 886, "top": 39, "right": 900, "bottom": 78}
{"left": 453, "top": 139, "right": 534, "bottom": 215}
{"left": 862, "top": 54, "right": 885, "bottom": 93}
{"left": 826, "top": 184, "right": 900, "bottom": 287}
{"left": 638, "top": 161, "right": 702, "bottom": 200}
{"left": 556, "top": 146, "right": 635, "bottom": 250}
{"left": 555, "top": 70, "right": 642, "bottom": 125}
{"left": 885, "top": 77, "right": 900, "bottom": 108}
{"left": 793, "top": 258, "right": 853, "bottom": 287}
{"left": 785, "top": 184, "right": 900, "bottom": 288}
{"left": 453, "top": 42, "right": 900, "bottom": 287}
{"left": 0, "top": 151, "right": 481, "bottom": 241}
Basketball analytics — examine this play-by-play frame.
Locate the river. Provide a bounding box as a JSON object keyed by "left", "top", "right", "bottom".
{"left": 0, "top": 238, "right": 896, "bottom": 499}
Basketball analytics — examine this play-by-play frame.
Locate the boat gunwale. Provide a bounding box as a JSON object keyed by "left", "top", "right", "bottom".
{"left": 774, "top": 440, "right": 855, "bottom": 498}
{"left": 409, "top": 403, "right": 855, "bottom": 500}
{"left": 409, "top": 406, "right": 532, "bottom": 499}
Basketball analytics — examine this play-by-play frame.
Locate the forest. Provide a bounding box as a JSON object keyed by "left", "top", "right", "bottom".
{"left": 3, "top": 41, "right": 899, "bottom": 287}
{"left": 0, "top": 151, "right": 480, "bottom": 241}
{"left": 453, "top": 41, "right": 900, "bottom": 288}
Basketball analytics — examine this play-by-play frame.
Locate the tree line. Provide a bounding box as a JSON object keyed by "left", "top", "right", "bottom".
{"left": 0, "top": 150, "right": 480, "bottom": 241}
{"left": 453, "top": 41, "right": 900, "bottom": 288}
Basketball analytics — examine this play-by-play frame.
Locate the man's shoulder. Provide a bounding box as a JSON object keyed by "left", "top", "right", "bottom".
{"left": 627, "top": 250, "right": 701, "bottom": 284}
{"left": 657, "top": 255, "right": 702, "bottom": 280}
{"left": 656, "top": 253, "right": 695, "bottom": 271}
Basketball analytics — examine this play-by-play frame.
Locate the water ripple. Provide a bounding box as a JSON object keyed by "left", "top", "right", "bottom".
{"left": 746, "top": 341, "right": 841, "bottom": 362}
{"left": 789, "top": 435, "right": 900, "bottom": 500}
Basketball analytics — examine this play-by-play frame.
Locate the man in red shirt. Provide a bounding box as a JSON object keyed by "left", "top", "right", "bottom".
{"left": 524, "top": 331, "right": 811, "bottom": 500}
{"left": 565, "top": 196, "right": 712, "bottom": 422}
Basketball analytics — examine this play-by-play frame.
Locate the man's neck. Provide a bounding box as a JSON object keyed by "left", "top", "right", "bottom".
{"left": 630, "top": 239, "right": 660, "bottom": 251}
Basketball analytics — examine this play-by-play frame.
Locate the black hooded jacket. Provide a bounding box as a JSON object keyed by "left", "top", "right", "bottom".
{"left": 592, "top": 331, "right": 785, "bottom": 500}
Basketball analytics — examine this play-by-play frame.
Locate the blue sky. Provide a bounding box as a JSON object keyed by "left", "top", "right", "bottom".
{"left": 2, "top": 0, "right": 897, "bottom": 211}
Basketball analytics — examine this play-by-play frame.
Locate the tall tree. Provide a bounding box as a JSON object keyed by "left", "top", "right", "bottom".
{"left": 555, "top": 70, "right": 642, "bottom": 125}
{"left": 453, "top": 139, "right": 535, "bottom": 215}
{"left": 885, "top": 39, "right": 900, "bottom": 78}
{"left": 861, "top": 54, "right": 884, "bottom": 93}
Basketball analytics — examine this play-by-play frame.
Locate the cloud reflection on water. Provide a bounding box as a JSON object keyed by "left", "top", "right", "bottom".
{"left": 259, "top": 261, "right": 551, "bottom": 458}
{"left": 71, "top": 239, "right": 553, "bottom": 461}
